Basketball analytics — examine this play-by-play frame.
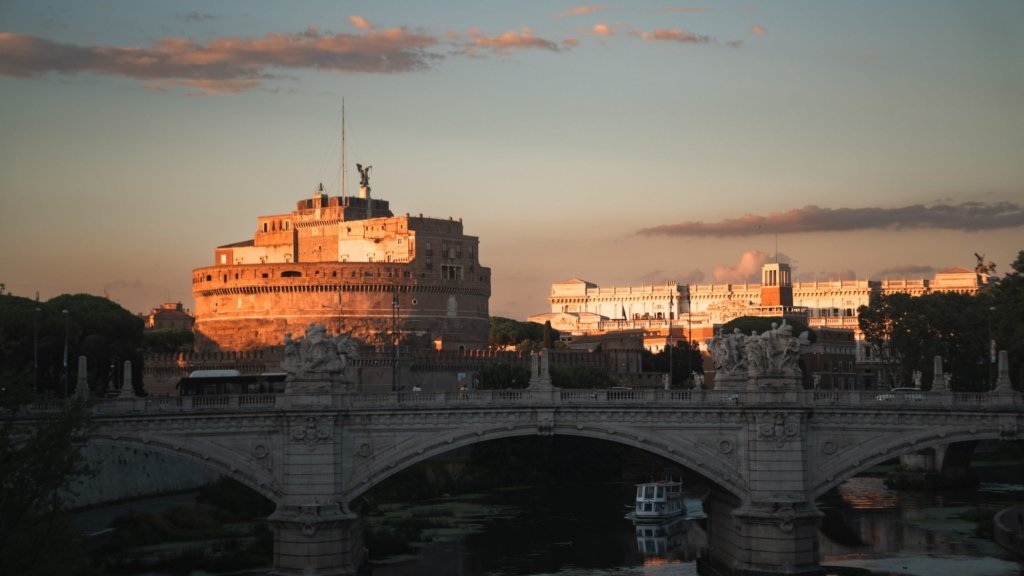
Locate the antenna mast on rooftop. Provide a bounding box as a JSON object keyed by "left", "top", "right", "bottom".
{"left": 340, "top": 99, "right": 347, "bottom": 198}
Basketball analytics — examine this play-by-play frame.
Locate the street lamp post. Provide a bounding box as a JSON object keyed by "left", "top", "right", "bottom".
{"left": 667, "top": 293, "right": 674, "bottom": 389}
{"left": 686, "top": 286, "right": 692, "bottom": 387}
{"left": 33, "top": 307, "right": 40, "bottom": 393}
{"left": 62, "top": 309, "right": 70, "bottom": 397}
{"left": 392, "top": 284, "right": 400, "bottom": 392}
{"left": 988, "top": 306, "right": 996, "bottom": 390}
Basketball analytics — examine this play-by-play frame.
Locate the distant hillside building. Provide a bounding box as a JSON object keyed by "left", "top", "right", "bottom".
{"left": 145, "top": 302, "right": 194, "bottom": 332}
{"left": 192, "top": 180, "right": 491, "bottom": 352}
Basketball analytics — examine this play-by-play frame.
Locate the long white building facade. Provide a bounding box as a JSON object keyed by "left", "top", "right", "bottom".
{"left": 529, "top": 263, "right": 987, "bottom": 360}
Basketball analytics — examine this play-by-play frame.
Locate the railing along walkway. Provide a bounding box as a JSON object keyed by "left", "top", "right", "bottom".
{"left": 10, "top": 388, "right": 1021, "bottom": 417}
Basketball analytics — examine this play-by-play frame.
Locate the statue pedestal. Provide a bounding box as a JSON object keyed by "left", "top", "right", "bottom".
{"left": 748, "top": 376, "right": 802, "bottom": 392}
{"left": 713, "top": 374, "right": 747, "bottom": 392}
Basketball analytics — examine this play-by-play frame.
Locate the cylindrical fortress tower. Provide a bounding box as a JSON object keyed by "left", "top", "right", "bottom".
{"left": 191, "top": 186, "right": 490, "bottom": 352}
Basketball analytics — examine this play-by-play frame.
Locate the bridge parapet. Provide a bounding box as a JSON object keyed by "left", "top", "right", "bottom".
{"left": 12, "top": 388, "right": 1022, "bottom": 417}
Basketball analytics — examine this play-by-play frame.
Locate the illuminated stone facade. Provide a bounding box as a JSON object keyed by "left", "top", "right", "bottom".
{"left": 531, "top": 263, "right": 987, "bottom": 352}
{"left": 192, "top": 185, "right": 490, "bottom": 352}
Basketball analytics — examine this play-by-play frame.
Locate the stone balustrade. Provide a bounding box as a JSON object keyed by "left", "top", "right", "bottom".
{"left": 11, "top": 388, "right": 1020, "bottom": 417}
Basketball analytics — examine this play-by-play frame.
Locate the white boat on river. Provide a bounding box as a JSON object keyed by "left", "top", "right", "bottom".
{"left": 626, "top": 479, "right": 706, "bottom": 522}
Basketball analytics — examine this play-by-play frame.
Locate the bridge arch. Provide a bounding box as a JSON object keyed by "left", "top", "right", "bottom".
{"left": 811, "top": 428, "right": 1007, "bottom": 499}
{"left": 340, "top": 421, "right": 748, "bottom": 504}
{"left": 89, "top": 431, "right": 282, "bottom": 504}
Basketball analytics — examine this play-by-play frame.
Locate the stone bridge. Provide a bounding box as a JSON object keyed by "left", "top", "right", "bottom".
{"left": 17, "top": 383, "right": 1023, "bottom": 576}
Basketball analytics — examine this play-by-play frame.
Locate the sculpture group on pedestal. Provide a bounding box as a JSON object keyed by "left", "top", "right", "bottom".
{"left": 709, "top": 320, "right": 810, "bottom": 388}
{"left": 281, "top": 324, "right": 360, "bottom": 392}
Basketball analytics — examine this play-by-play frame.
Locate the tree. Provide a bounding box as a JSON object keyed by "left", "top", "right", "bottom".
{"left": 991, "top": 250, "right": 1024, "bottom": 389}
{"left": 477, "top": 362, "right": 531, "bottom": 389}
{"left": 488, "top": 317, "right": 558, "bottom": 352}
{"left": 0, "top": 398, "right": 97, "bottom": 576}
{"left": 0, "top": 293, "right": 146, "bottom": 397}
{"left": 143, "top": 329, "right": 195, "bottom": 353}
{"left": 641, "top": 339, "right": 704, "bottom": 388}
{"left": 858, "top": 291, "right": 991, "bottom": 391}
{"left": 550, "top": 363, "right": 615, "bottom": 388}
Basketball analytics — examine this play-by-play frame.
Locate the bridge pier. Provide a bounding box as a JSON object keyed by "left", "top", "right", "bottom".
{"left": 700, "top": 491, "right": 823, "bottom": 576}
{"left": 268, "top": 503, "right": 365, "bottom": 576}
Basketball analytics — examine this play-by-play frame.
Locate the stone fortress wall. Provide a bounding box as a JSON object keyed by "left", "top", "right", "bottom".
{"left": 192, "top": 181, "right": 491, "bottom": 353}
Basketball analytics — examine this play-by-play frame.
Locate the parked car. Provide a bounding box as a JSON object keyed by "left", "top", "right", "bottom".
{"left": 875, "top": 387, "right": 925, "bottom": 401}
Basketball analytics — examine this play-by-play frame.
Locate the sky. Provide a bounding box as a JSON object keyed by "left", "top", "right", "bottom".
{"left": 1, "top": 0, "right": 1022, "bottom": 320}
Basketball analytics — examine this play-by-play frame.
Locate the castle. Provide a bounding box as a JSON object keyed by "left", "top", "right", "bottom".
{"left": 191, "top": 174, "right": 490, "bottom": 353}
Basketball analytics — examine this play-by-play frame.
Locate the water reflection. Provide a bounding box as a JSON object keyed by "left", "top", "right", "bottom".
{"left": 363, "top": 472, "right": 1024, "bottom": 576}
{"left": 633, "top": 516, "right": 706, "bottom": 563}
{"left": 820, "top": 475, "right": 1024, "bottom": 576}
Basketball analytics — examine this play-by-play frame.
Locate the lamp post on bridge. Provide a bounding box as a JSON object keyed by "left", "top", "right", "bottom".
{"left": 392, "top": 283, "right": 400, "bottom": 392}
{"left": 62, "top": 309, "right": 70, "bottom": 397}
{"left": 667, "top": 293, "right": 674, "bottom": 389}
{"left": 33, "top": 307, "right": 40, "bottom": 393}
{"left": 686, "top": 285, "right": 692, "bottom": 388}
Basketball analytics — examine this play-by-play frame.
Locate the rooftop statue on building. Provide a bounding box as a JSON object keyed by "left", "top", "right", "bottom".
{"left": 281, "top": 324, "right": 359, "bottom": 393}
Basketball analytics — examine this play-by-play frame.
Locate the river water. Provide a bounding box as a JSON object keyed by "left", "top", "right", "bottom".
{"left": 364, "top": 468, "right": 1024, "bottom": 576}
{"left": 77, "top": 466, "right": 1024, "bottom": 576}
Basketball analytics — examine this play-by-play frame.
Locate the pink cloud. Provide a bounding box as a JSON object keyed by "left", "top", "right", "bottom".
{"left": 556, "top": 6, "right": 608, "bottom": 18}
{"left": 634, "top": 28, "right": 712, "bottom": 44}
{"left": 463, "top": 27, "right": 560, "bottom": 55}
{"left": 349, "top": 15, "right": 373, "bottom": 30}
{"left": 591, "top": 23, "right": 615, "bottom": 37}
{"left": 0, "top": 26, "right": 441, "bottom": 93}
{"left": 638, "top": 202, "right": 1024, "bottom": 237}
{"left": 749, "top": 24, "right": 766, "bottom": 35}
{"left": 712, "top": 250, "right": 783, "bottom": 283}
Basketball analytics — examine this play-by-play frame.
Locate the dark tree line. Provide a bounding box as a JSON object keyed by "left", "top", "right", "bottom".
{"left": 641, "top": 339, "right": 704, "bottom": 388}
{"left": 858, "top": 250, "right": 1024, "bottom": 391}
{"left": 0, "top": 293, "right": 145, "bottom": 399}
{"left": 488, "top": 317, "right": 558, "bottom": 351}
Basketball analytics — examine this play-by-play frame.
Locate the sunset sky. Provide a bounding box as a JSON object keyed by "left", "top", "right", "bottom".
{"left": 1, "top": 1, "right": 1021, "bottom": 319}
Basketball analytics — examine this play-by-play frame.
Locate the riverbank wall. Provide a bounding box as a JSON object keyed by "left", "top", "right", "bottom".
{"left": 994, "top": 505, "right": 1024, "bottom": 557}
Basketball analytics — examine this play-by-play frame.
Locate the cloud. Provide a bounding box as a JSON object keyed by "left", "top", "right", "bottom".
{"left": 562, "top": 37, "right": 581, "bottom": 48}
{"left": 349, "top": 15, "right": 373, "bottom": 30}
{"left": 181, "top": 12, "right": 217, "bottom": 23}
{"left": 636, "top": 268, "right": 706, "bottom": 285}
{"left": 633, "top": 28, "right": 712, "bottom": 44}
{"left": 461, "top": 27, "right": 560, "bottom": 55}
{"left": 713, "top": 250, "right": 775, "bottom": 283}
{"left": 795, "top": 269, "right": 858, "bottom": 282}
{"left": 556, "top": 6, "right": 607, "bottom": 18}
{"left": 0, "top": 26, "right": 441, "bottom": 93}
{"left": 658, "top": 6, "right": 711, "bottom": 13}
{"left": 874, "top": 264, "right": 936, "bottom": 277}
{"left": 637, "top": 201, "right": 1024, "bottom": 237}
{"left": 591, "top": 23, "right": 615, "bottom": 37}
{"left": 749, "top": 24, "right": 766, "bottom": 35}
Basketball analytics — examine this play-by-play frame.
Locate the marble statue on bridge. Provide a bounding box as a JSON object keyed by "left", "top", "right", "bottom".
{"left": 281, "top": 324, "right": 359, "bottom": 393}
{"left": 710, "top": 320, "right": 810, "bottom": 390}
